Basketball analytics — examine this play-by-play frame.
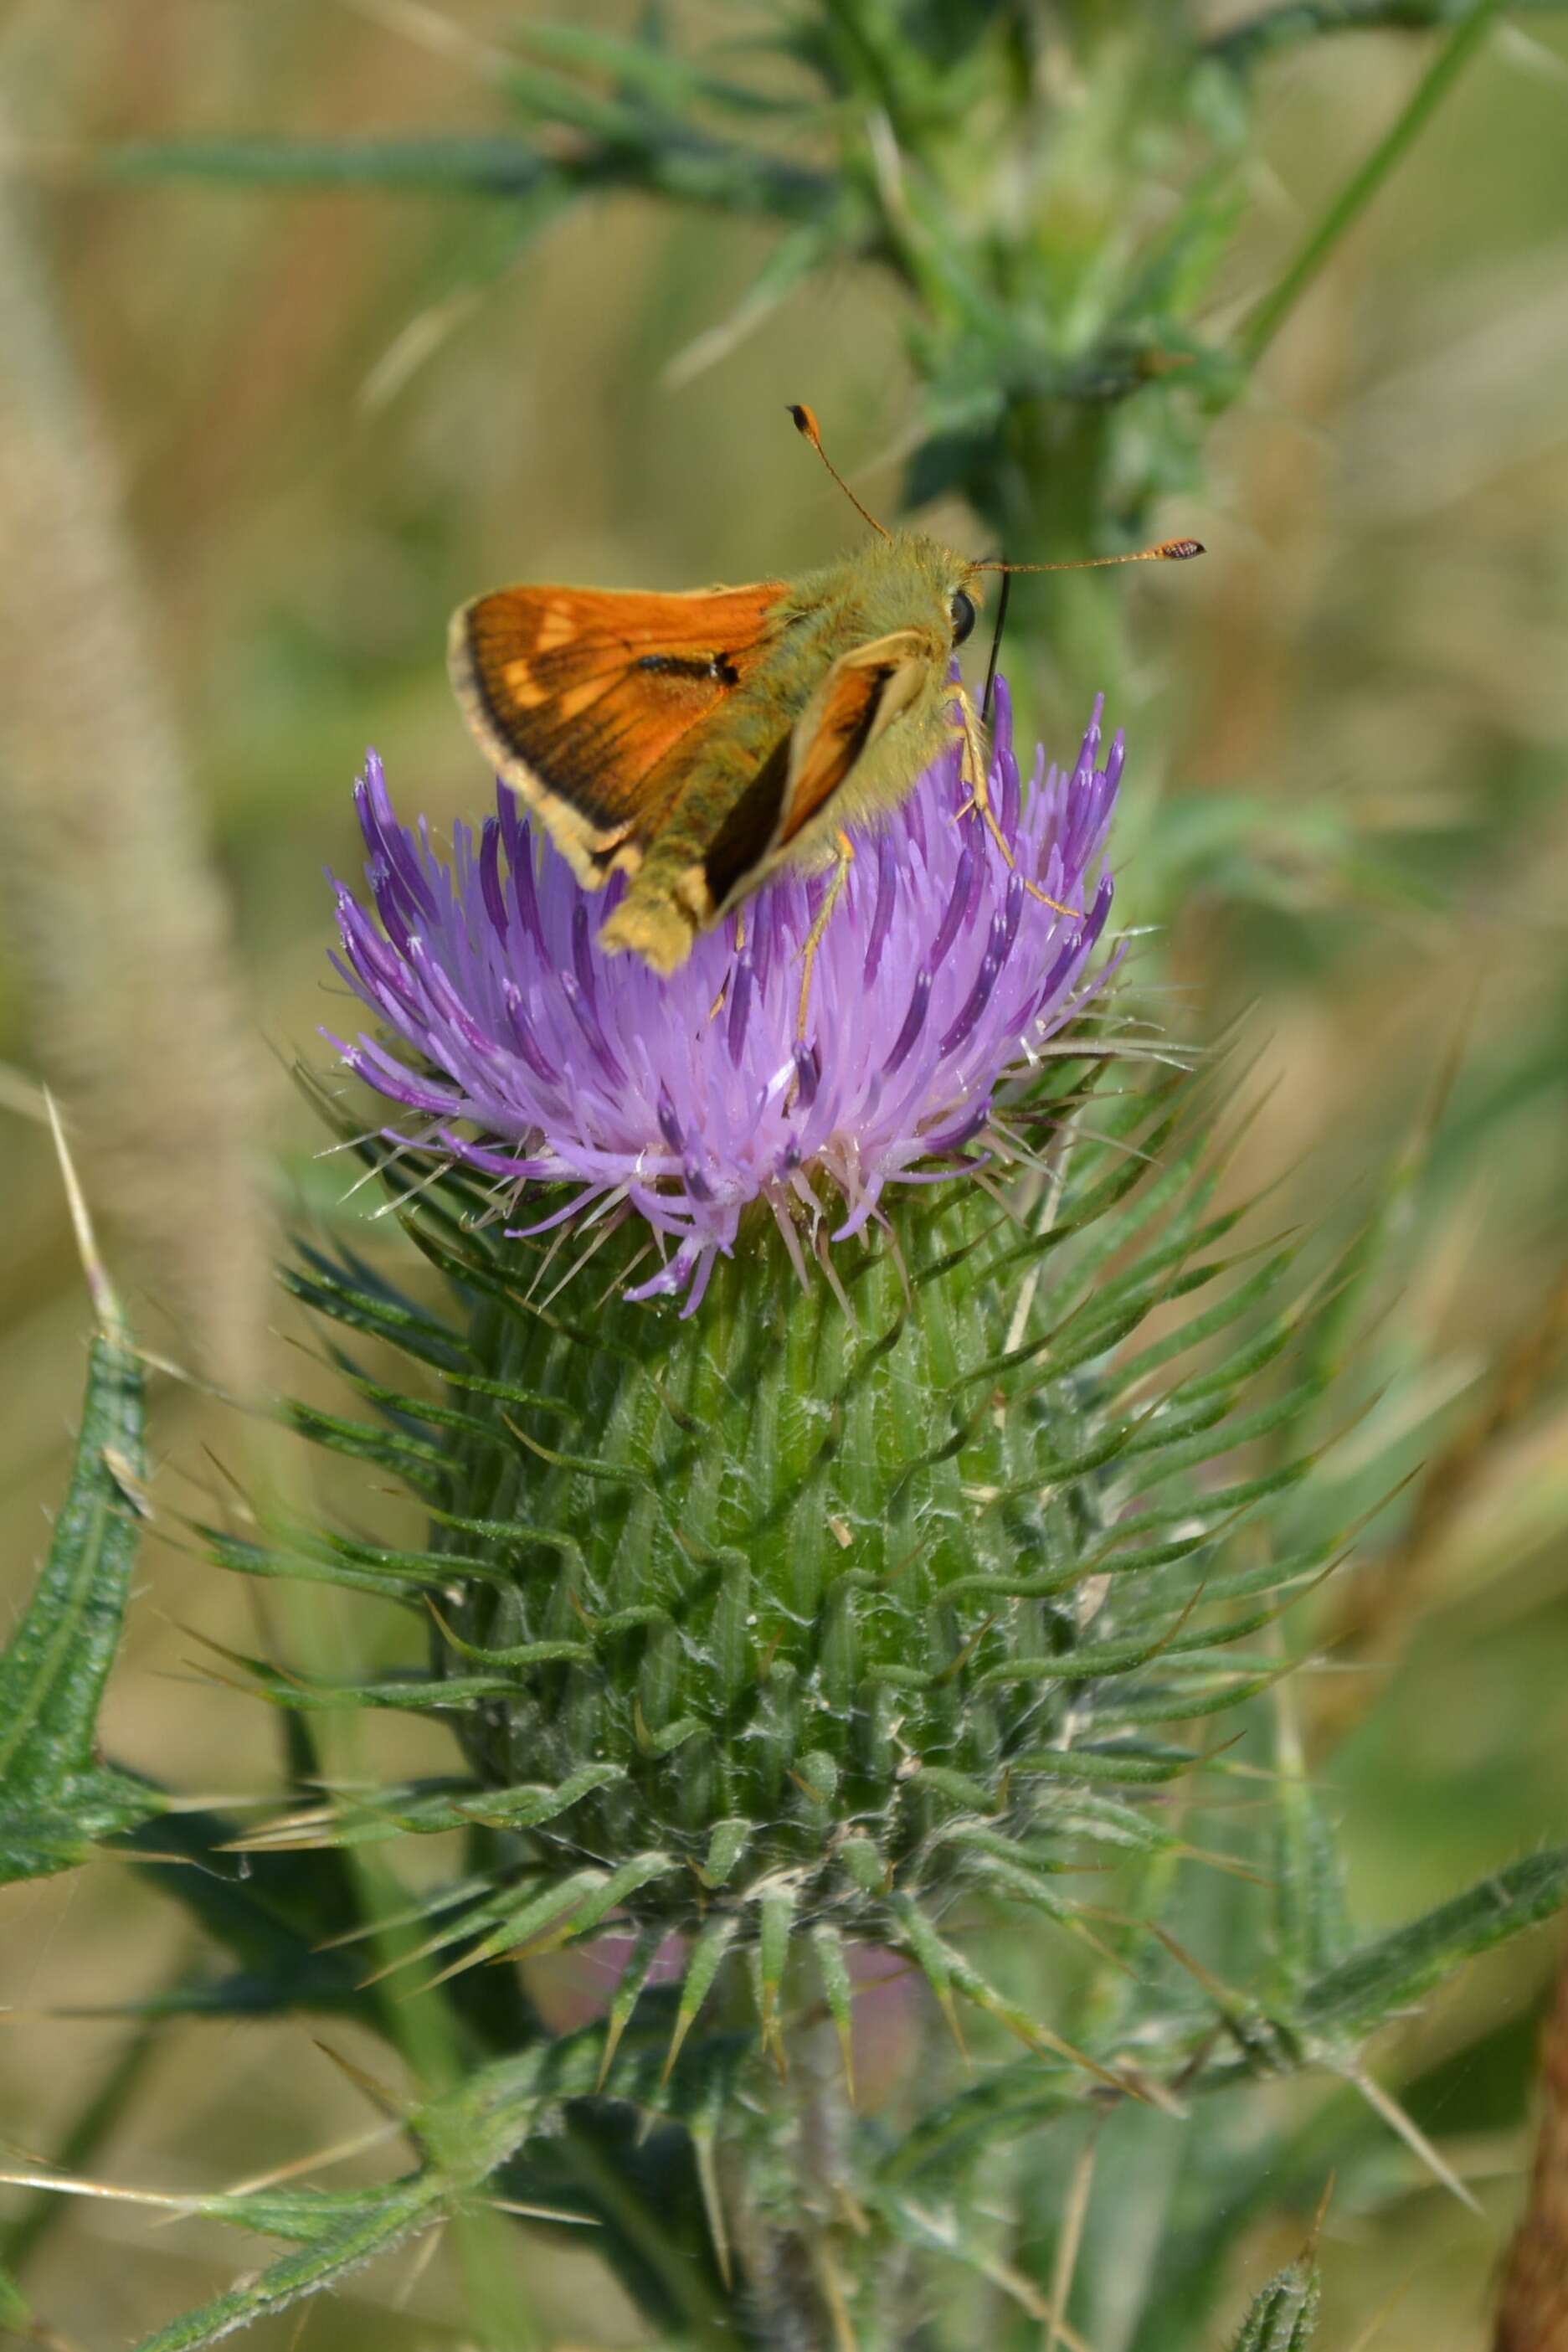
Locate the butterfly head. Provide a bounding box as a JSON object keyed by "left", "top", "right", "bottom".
{"left": 850, "top": 528, "right": 985, "bottom": 663}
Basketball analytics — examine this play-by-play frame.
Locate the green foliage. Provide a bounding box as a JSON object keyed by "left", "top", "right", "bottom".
{"left": 0, "top": 1253, "right": 158, "bottom": 1884}
{"left": 1237, "top": 0, "right": 1504, "bottom": 368}
{"left": 162, "top": 1039, "right": 1560, "bottom": 2346}
{"left": 117, "top": 2035, "right": 608, "bottom": 2352}
{"left": 239, "top": 1063, "right": 1323, "bottom": 2021}
{"left": 102, "top": 0, "right": 1555, "bottom": 671}
{"left": 1229, "top": 2251, "right": 1319, "bottom": 2350}
{"left": 78, "top": 2022, "right": 752, "bottom": 2352}
{"left": 115, "top": 1806, "right": 379, "bottom": 2022}
{"left": 1208, "top": 0, "right": 1557, "bottom": 72}
{"left": 0, "top": 2265, "right": 33, "bottom": 2335}
{"left": 8, "top": 3, "right": 1566, "bottom": 2344}
{"left": 110, "top": 0, "right": 1520, "bottom": 597}
{"left": 1293, "top": 1845, "right": 1568, "bottom": 2037}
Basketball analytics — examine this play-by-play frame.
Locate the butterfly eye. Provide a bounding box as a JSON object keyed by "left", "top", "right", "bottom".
{"left": 949, "top": 589, "right": 977, "bottom": 646}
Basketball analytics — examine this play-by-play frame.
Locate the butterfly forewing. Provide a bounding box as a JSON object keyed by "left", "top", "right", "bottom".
{"left": 449, "top": 580, "right": 786, "bottom": 884}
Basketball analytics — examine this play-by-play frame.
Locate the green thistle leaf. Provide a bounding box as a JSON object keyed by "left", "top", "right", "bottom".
{"left": 1228, "top": 2252, "right": 1319, "bottom": 2351}
{"left": 1295, "top": 1845, "right": 1568, "bottom": 2042}
{"left": 0, "top": 1233, "right": 157, "bottom": 1884}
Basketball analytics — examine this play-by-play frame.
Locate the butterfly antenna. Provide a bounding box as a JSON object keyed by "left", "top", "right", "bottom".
{"left": 787, "top": 404, "right": 891, "bottom": 542}
{"left": 981, "top": 565, "right": 1011, "bottom": 727}
{"left": 974, "top": 537, "right": 1204, "bottom": 574}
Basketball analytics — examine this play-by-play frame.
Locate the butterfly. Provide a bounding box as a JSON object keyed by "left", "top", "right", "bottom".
{"left": 449, "top": 407, "right": 1200, "bottom": 999}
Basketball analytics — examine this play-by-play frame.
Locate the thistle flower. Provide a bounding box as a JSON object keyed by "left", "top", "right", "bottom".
{"left": 278, "top": 677, "right": 1312, "bottom": 2108}
{"left": 328, "top": 680, "right": 1120, "bottom": 1310}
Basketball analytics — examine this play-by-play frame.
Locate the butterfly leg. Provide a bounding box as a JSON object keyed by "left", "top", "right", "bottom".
{"left": 953, "top": 686, "right": 1079, "bottom": 921}
{"left": 796, "top": 831, "right": 856, "bottom": 1042}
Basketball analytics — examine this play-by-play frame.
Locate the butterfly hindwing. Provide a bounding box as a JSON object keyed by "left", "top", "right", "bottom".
{"left": 776, "top": 633, "right": 928, "bottom": 849}
{"left": 693, "top": 632, "right": 930, "bottom": 920}
{"left": 449, "top": 580, "right": 787, "bottom": 885}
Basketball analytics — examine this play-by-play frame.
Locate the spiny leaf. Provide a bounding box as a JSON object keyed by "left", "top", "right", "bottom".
{"left": 1296, "top": 1845, "right": 1568, "bottom": 2041}
{"left": 0, "top": 1249, "right": 157, "bottom": 1884}
{"left": 880, "top": 2061, "right": 1087, "bottom": 2186}
{"left": 280, "top": 1397, "right": 451, "bottom": 1484}
{"left": 202, "top": 1521, "right": 527, "bottom": 1598}
{"left": 427, "top": 1867, "right": 609, "bottom": 1984}
{"left": 113, "top": 119, "right": 841, "bottom": 235}
{"left": 313, "top": 1353, "right": 527, "bottom": 1450}
{"left": 201, "top": 1526, "right": 423, "bottom": 1601}
{"left": 421, "top": 1619, "right": 593, "bottom": 1670}
{"left": 110, "top": 134, "right": 554, "bottom": 194}
{"left": 507, "top": 22, "right": 803, "bottom": 121}
{"left": 285, "top": 1244, "right": 465, "bottom": 1368}
{"left": 130, "top": 2186, "right": 438, "bottom": 2351}
{"left": 425, "top": 1501, "right": 589, "bottom": 1571}
{"left": 1040, "top": 1789, "right": 1171, "bottom": 1854}
{"left": 892, "top": 1896, "right": 1125, "bottom": 2088}
{"left": 597, "top": 1923, "right": 671, "bottom": 2091}
{"left": 1228, "top": 2252, "right": 1319, "bottom": 2351}
{"left": 1113, "top": 1243, "right": 1301, "bottom": 1392}
{"left": 541, "top": 1854, "right": 680, "bottom": 1952}
{"left": 1271, "top": 1697, "right": 1353, "bottom": 1989}
{"left": 757, "top": 1884, "right": 795, "bottom": 2071}
{"left": 813, "top": 1922, "right": 857, "bottom": 2099}
{"left": 244, "top": 1762, "right": 627, "bottom": 1854}
{"left": 217, "top": 1658, "right": 519, "bottom": 1717}
{"left": 1010, "top": 1742, "right": 1202, "bottom": 1786}
{"left": 888, "top": 1894, "right": 966, "bottom": 2050}
{"left": 699, "top": 1818, "right": 753, "bottom": 1889}
{"left": 115, "top": 2015, "right": 619, "bottom": 2352}
{"left": 664, "top": 1917, "right": 741, "bottom": 2082}
{"left": 1094, "top": 1666, "right": 1288, "bottom": 1727}
{"left": 974, "top": 1608, "right": 1217, "bottom": 1689}
{"left": 1112, "top": 1450, "right": 1316, "bottom": 1536}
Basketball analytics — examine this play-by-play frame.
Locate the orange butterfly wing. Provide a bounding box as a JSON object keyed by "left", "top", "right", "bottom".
{"left": 774, "top": 636, "right": 927, "bottom": 852}
{"left": 614, "top": 631, "right": 933, "bottom": 950}
{"left": 449, "top": 580, "right": 786, "bottom": 886}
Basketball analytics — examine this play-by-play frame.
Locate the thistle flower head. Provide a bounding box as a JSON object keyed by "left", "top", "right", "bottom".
{"left": 268, "top": 681, "right": 1339, "bottom": 2108}
{"left": 328, "top": 681, "right": 1121, "bottom": 1306}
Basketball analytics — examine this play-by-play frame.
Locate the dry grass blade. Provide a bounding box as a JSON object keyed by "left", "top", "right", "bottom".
{"left": 1045, "top": 2124, "right": 1100, "bottom": 2352}
{"left": 1495, "top": 1929, "right": 1568, "bottom": 2351}
{"left": 1311, "top": 1267, "right": 1568, "bottom": 1751}
{"left": 0, "top": 90, "right": 270, "bottom": 1393}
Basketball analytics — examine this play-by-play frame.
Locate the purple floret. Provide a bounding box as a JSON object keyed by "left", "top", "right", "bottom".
{"left": 327, "top": 680, "right": 1123, "bottom": 1311}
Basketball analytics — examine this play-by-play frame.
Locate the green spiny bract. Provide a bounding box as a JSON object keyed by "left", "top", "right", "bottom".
{"left": 238, "top": 1055, "right": 1331, "bottom": 2082}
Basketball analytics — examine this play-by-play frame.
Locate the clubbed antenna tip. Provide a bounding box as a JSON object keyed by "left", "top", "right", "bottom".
{"left": 785, "top": 402, "right": 890, "bottom": 539}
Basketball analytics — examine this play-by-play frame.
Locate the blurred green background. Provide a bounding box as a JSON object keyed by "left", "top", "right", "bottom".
{"left": 1, "top": 3, "right": 1565, "bottom": 2345}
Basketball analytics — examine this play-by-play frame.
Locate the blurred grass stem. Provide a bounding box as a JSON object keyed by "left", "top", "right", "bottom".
{"left": 1495, "top": 1927, "right": 1568, "bottom": 2348}
{"left": 1241, "top": 0, "right": 1502, "bottom": 367}
{"left": 0, "top": 83, "right": 270, "bottom": 1392}
{"left": 1211, "top": 0, "right": 1563, "bottom": 71}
